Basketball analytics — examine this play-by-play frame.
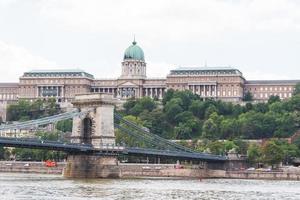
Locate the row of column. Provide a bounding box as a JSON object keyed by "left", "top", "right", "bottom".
{"left": 117, "top": 87, "right": 137, "bottom": 99}
{"left": 37, "top": 86, "right": 63, "bottom": 98}
{"left": 92, "top": 87, "right": 115, "bottom": 94}
{"left": 144, "top": 88, "right": 165, "bottom": 99}
{"left": 0, "top": 94, "right": 17, "bottom": 100}
{"left": 91, "top": 87, "right": 166, "bottom": 100}
{"left": 189, "top": 85, "right": 217, "bottom": 98}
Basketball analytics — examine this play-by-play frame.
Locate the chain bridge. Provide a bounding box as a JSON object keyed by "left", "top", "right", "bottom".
{"left": 0, "top": 93, "right": 227, "bottom": 178}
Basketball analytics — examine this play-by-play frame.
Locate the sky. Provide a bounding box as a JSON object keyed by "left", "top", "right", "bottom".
{"left": 0, "top": 0, "right": 300, "bottom": 82}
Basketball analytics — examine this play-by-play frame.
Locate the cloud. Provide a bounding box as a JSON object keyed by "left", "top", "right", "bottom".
{"left": 0, "top": 0, "right": 300, "bottom": 80}
{"left": 0, "top": 41, "right": 55, "bottom": 82}
{"left": 38, "top": 0, "right": 300, "bottom": 38}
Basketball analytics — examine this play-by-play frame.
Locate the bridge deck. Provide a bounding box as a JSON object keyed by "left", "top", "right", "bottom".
{"left": 0, "top": 137, "right": 227, "bottom": 161}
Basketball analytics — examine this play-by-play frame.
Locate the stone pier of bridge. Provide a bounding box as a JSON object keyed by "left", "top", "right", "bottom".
{"left": 63, "top": 93, "right": 120, "bottom": 178}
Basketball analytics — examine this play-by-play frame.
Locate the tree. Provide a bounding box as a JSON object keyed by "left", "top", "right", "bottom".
{"left": 189, "top": 100, "right": 206, "bottom": 119}
{"left": 174, "top": 111, "right": 194, "bottom": 123}
{"left": 0, "top": 146, "right": 9, "bottom": 160}
{"left": 247, "top": 144, "right": 262, "bottom": 166}
{"left": 56, "top": 119, "right": 73, "bottom": 133}
{"left": 206, "top": 141, "right": 225, "bottom": 155}
{"left": 253, "top": 103, "right": 268, "bottom": 113}
{"left": 273, "top": 112, "right": 297, "bottom": 138}
{"left": 262, "top": 140, "right": 284, "bottom": 168}
{"left": 174, "top": 123, "right": 193, "bottom": 139}
{"left": 12, "top": 131, "right": 66, "bottom": 161}
{"left": 243, "top": 91, "right": 253, "bottom": 101}
{"left": 139, "top": 108, "right": 171, "bottom": 138}
{"left": 204, "top": 105, "right": 218, "bottom": 119}
{"left": 115, "top": 115, "right": 148, "bottom": 148}
{"left": 173, "top": 90, "right": 199, "bottom": 110}
{"left": 293, "top": 82, "right": 300, "bottom": 96}
{"left": 162, "top": 89, "right": 174, "bottom": 105}
{"left": 6, "top": 99, "right": 59, "bottom": 121}
{"left": 268, "top": 95, "right": 281, "bottom": 105}
{"left": 138, "top": 97, "right": 156, "bottom": 111}
{"left": 202, "top": 118, "right": 219, "bottom": 140}
{"left": 220, "top": 118, "right": 239, "bottom": 139}
{"left": 275, "top": 140, "right": 299, "bottom": 165}
{"left": 238, "top": 111, "right": 276, "bottom": 139}
{"left": 164, "top": 98, "right": 183, "bottom": 124}
{"left": 174, "top": 116, "right": 201, "bottom": 139}
{"left": 123, "top": 98, "right": 136, "bottom": 114}
{"left": 233, "top": 139, "right": 249, "bottom": 155}
{"left": 224, "top": 140, "right": 238, "bottom": 153}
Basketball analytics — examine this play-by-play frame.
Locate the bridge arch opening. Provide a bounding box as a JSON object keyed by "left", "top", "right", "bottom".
{"left": 83, "top": 117, "right": 93, "bottom": 144}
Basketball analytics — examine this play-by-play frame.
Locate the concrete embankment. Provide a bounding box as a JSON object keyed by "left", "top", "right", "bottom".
{"left": 0, "top": 161, "right": 65, "bottom": 174}
{"left": 119, "top": 163, "right": 208, "bottom": 178}
{"left": 224, "top": 170, "right": 300, "bottom": 181}
{"left": 1, "top": 161, "right": 300, "bottom": 180}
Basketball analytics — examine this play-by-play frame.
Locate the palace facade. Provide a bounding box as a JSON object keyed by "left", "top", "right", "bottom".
{"left": 0, "top": 40, "right": 299, "bottom": 121}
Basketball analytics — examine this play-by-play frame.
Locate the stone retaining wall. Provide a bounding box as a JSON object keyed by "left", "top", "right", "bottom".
{"left": 224, "top": 170, "right": 300, "bottom": 181}
{"left": 1, "top": 161, "right": 300, "bottom": 181}
{"left": 119, "top": 163, "right": 208, "bottom": 178}
{"left": 0, "top": 161, "right": 65, "bottom": 174}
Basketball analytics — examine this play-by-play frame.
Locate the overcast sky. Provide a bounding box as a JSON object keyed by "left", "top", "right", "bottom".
{"left": 0, "top": 0, "right": 300, "bottom": 82}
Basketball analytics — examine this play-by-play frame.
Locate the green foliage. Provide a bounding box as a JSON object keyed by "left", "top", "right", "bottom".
{"left": 293, "top": 83, "right": 300, "bottom": 96}
{"left": 233, "top": 139, "right": 249, "bottom": 154}
{"left": 12, "top": 148, "right": 65, "bottom": 161}
{"left": 162, "top": 89, "right": 175, "bottom": 105}
{"left": 202, "top": 118, "right": 219, "bottom": 140}
{"left": 247, "top": 144, "right": 262, "bottom": 165}
{"left": 56, "top": 119, "right": 73, "bottom": 132}
{"left": 206, "top": 141, "right": 225, "bottom": 155}
{"left": 0, "top": 146, "right": 10, "bottom": 160}
{"left": 189, "top": 100, "right": 206, "bottom": 119}
{"left": 262, "top": 140, "right": 284, "bottom": 167}
{"left": 202, "top": 112, "right": 223, "bottom": 140}
{"left": 243, "top": 91, "right": 253, "bottom": 101}
{"left": 120, "top": 89, "right": 300, "bottom": 143}
{"left": 12, "top": 131, "right": 66, "bottom": 161}
{"left": 268, "top": 95, "right": 281, "bottom": 105}
{"left": 115, "top": 115, "right": 148, "bottom": 147}
{"left": 6, "top": 98, "right": 59, "bottom": 121}
{"left": 224, "top": 140, "right": 238, "bottom": 152}
{"left": 220, "top": 118, "right": 240, "bottom": 139}
{"left": 123, "top": 97, "right": 156, "bottom": 116}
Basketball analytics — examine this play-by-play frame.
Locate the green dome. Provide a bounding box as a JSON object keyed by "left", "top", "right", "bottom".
{"left": 123, "top": 40, "right": 145, "bottom": 61}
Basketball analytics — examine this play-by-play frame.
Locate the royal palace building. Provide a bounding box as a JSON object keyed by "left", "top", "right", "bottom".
{"left": 0, "top": 39, "right": 299, "bottom": 121}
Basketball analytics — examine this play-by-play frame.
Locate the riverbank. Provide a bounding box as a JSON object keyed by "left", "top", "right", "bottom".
{"left": 0, "top": 161, "right": 64, "bottom": 174}
{"left": 1, "top": 161, "right": 300, "bottom": 181}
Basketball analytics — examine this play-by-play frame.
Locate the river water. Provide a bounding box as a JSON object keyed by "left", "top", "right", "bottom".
{"left": 0, "top": 173, "right": 300, "bottom": 200}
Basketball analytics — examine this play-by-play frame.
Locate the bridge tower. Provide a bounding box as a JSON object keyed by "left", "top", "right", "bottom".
{"left": 63, "top": 93, "right": 120, "bottom": 178}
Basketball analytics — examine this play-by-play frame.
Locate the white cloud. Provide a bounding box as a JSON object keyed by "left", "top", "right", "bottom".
{"left": 0, "top": 0, "right": 300, "bottom": 80}
{"left": 243, "top": 69, "right": 291, "bottom": 80}
{"left": 146, "top": 61, "right": 174, "bottom": 78}
{"left": 38, "top": 0, "right": 300, "bottom": 37}
{"left": 0, "top": 41, "right": 55, "bottom": 82}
